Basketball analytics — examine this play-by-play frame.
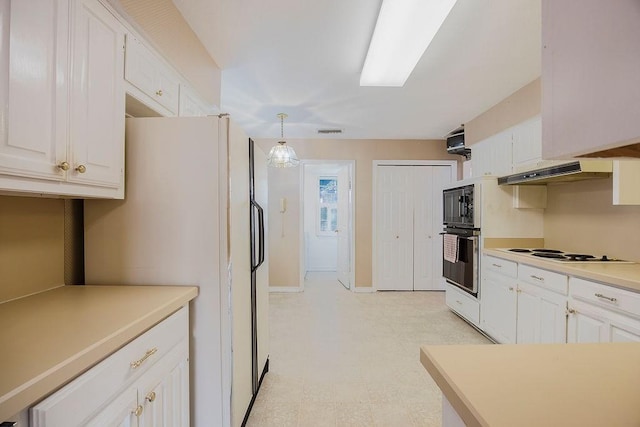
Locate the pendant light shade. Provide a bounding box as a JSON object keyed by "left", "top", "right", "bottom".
{"left": 267, "top": 113, "right": 299, "bottom": 168}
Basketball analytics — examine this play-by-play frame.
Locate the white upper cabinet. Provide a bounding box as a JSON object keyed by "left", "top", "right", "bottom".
{"left": 125, "top": 35, "right": 180, "bottom": 116}
{"left": 542, "top": 0, "right": 640, "bottom": 158}
{"left": 179, "top": 84, "right": 214, "bottom": 117}
{"left": 511, "top": 116, "right": 542, "bottom": 171}
{"left": 69, "top": 0, "right": 125, "bottom": 188}
{"left": 0, "top": 0, "right": 69, "bottom": 181}
{"left": 0, "top": 0, "right": 125, "bottom": 198}
{"left": 471, "top": 129, "right": 513, "bottom": 177}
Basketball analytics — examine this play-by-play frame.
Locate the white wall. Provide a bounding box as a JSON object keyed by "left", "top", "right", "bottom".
{"left": 303, "top": 164, "right": 338, "bottom": 272}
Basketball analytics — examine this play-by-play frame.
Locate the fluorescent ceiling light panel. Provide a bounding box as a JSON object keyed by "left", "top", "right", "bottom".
{"left": 360, "top": 0, "right": 458, "bottom": 87}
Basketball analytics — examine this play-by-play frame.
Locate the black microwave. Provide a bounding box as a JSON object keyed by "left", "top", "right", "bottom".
{"left": 443, "top": 184, "right": 476, "bottom": 228}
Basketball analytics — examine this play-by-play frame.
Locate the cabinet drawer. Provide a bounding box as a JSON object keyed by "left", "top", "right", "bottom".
{"left": 31, "top": 306, "right": 188, "bottom": 426}
{"left": 483, "top": 255, "right": 517, "bottom": 278}
{"left": 445, "top": 283, "right": 480, "bottom": 326}
{"left": 570, "top": 278, "right": 640, "bottom": 319}
{"left": 519, "top": 264, "right": 568, "bottom": 295}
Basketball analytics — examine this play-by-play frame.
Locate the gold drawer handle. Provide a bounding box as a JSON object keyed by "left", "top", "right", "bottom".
{"left": 130, "top": 347, "right": 158, "bottom": 369}
{"left": 146, "top": 391, "right": 157, "bottom": 402}
{"left": 595, "top": 293, "right": 617, "bottom": 303}
{"left": 530, "top": 275, "right": 545, "bottom": 282}
{"left": 492, "top": 263, "right": 502, "bottom": 268}
{"left": 132, "top": 405, "right": 143, "bottom": 417}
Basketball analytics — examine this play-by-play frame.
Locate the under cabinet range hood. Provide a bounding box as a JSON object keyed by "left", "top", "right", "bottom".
{"left": 497, "top": 160, "right": 612, "bottom": 185}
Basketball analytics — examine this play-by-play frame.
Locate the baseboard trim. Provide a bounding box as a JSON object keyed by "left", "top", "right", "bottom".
{"left": 269, "top": 286, "right": 303, "bottom": 293}
{"left": 352, "top": 286, "right": 376, "bottom": 293}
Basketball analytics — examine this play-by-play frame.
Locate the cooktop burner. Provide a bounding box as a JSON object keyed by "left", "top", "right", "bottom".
{"left": 532, "top": 252, "right": 566, "bottom": 259}
{"left": 500, "top": 248, "right": 633, "bottom": 263}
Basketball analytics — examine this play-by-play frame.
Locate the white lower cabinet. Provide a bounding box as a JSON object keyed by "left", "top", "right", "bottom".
{"left": 480, "top": 256, "right": 568, "bottom": 344}
{"left": 477, "top": 256, "right": 640, "bottom": 345}
{"left": 480, "top": 269, "right": 517, "bottom": 344}
{"left": 30, "top": 307, "right": 190, "bottom": 427}
{"left": 516, "top": 282, "right": 567, "bottom": 344}
{"left": 567, "top": 277, "right": 640, "bottom": 343}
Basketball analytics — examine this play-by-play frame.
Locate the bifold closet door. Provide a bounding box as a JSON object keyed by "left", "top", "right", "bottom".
{"left": 376, "top": 166, "right": 414, "bottom": 291}
{"left": 413, "top": 166, "right": 451, "bottom": 290}
{"left": 375, "top": 165, "right": 451, "bottom": 291}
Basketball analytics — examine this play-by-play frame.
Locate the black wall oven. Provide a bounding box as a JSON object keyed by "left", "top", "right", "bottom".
{"left": 442, "top": 183, "right": 479, "bottom": 296}
{"left": 442, "top": 227, "right": 479, "bottom": 295}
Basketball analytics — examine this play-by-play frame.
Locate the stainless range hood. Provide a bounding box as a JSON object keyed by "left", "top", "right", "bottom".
{"left": 497, "top": 160, "right": 612, "bottom": 185}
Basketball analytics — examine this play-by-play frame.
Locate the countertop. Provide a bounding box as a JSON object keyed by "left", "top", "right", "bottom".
{"left": 0, "top": 284, "right": 198, "bottom": 421}
{"left": 420, "top": 343, "right": 640, "bottom": 427}
{"left": 484, "top": 248, "right": 640, "bottom": 293}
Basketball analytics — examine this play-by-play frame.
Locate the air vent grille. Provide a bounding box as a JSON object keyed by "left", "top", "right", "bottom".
{"left": 317, "top": 129, "right": 343, "bottom": 134}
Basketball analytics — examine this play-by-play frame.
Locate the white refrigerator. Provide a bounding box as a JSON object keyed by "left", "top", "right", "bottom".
{"left": 84, "top": 116, "right": 269, "bottom": 427}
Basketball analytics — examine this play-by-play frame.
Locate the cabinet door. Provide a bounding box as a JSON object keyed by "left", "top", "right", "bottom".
{"left": 610, "top": 320, "right": 640, "bottom": 343}
{"left": 85, "top": 386, "right": 139, "bottom": 427}
{"left": 68, "top": 0, "right": 125, "bottom": 188}
{"left": 516, "top": 282, "right": 567, "bottom": 344}
{"left": 511, "top": 116, "right": 542, "bottom": 170}
{"left": 567, "top": 302, "right": 607, "bottom": 343}
{"left": 480, "top": 271, "right": 517, "bottom": 343}
{"left": 0, "top": 0, "right": 68, "bottom": 180}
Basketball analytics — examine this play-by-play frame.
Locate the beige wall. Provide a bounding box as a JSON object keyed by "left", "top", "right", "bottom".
{"left": 0, "top": 196, "right": 65, "bottom": 302}
{"left": 544, "top": 179, "right": 640, "bottom": 261}
{"left": 255, "top": 138, "right": 459, "bottom": 288}
{"left": 465, "top": 78, "right": 541, "bottom": 145}
{"left": 116, "top": 0, "right": 221, "bottom": 106}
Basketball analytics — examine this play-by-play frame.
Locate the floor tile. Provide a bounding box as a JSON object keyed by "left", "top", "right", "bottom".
{"left": 251, "top": 273, "right": 491, "bottom": 426}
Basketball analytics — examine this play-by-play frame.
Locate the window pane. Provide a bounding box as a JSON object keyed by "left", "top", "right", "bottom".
{"left": 330, "top": 208, "right": 338, "bottom": 231}
{"left": 320, "top": 207, "right": 328, "bottom": 231}
{"left": 319, "top": 178, "right": 338, "bottom": 204}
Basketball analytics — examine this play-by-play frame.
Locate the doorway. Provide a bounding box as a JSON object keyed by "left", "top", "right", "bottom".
{"left": 372, "top": 161, "right": 457, "bottom": 291}
{"left": 300, "top": 160, "right": 355, "bottom": 290}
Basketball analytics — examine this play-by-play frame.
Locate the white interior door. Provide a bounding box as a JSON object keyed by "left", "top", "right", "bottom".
{"left": 376, "top": 166, "right": 414, "bottom": 291}
{"left": 413, "top": 166, "right": 451, "bottom": 290}
{"left": 337, "top": 165, "right": 351, "bottom": 288}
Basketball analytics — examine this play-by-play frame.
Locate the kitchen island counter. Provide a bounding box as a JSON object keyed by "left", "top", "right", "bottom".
{"left": 484, "top": 248, "right": 640, "bottom": 293}
{"left": 421, "top": 343, "right": 640, "bottom": 427}
{"left": 0, "top": 284, "right": 198, "bottom": 421}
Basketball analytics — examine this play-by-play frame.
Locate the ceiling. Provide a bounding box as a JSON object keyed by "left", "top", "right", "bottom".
{"left": 172, "top": 0, "right": 541, "bottom": 140}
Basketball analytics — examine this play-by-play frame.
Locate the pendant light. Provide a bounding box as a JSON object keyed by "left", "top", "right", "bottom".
{"left": 267, "top": 113, "right": 299, "bottom": 168}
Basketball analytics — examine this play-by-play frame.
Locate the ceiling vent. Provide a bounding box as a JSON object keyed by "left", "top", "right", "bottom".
{"left": 317, "top": 129, "right": 343, "bottom": 135}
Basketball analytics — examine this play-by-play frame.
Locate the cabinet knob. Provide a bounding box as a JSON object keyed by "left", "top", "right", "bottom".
{"left": 75, "top": 164, "right": 87, "bottom": 174}
{"left": 567, "top": 308, "right": 576, "bottom": 315}
{"left": 156, "top": 89, "right": 163, "bottom": 96}
{"left": 57, "top": 161, "right": 70, "bottom": 171}
{"left": 132, "top": 405, "right": 143, "bottom": 417}
{"left": 146, "top": 391, "right": 157, "bottom": 402}
{"left": 508, "top": 286, "right": 514, "bottom": 291}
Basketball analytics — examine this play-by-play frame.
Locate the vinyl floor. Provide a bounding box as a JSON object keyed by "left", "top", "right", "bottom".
{"left": 246, "top": 272, "right": 491, "bottom": 427}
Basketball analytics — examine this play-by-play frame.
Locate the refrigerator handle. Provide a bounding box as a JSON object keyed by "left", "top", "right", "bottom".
{"left": 252, "top": 200, "right": 265, "bottom": 270}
